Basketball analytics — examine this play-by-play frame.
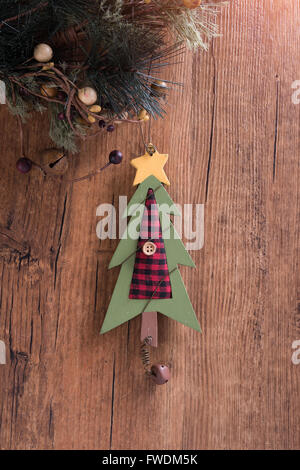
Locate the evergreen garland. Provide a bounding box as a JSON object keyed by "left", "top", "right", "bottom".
{"left": 0, "top": 0, "right": 226, "bottom": 152}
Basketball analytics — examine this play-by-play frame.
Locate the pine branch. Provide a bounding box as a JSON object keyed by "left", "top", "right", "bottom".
{"left": 0, "top": 0, "right": 226, "bottom": 151}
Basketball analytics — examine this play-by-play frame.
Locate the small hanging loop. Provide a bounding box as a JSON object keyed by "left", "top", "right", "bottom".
{"left": 146, "top": 142, "right": 156, "bottom": 156}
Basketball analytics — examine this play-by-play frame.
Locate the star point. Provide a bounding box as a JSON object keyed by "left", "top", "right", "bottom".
{"left": 130, "top": 151, "right": 170, "bottom": 186}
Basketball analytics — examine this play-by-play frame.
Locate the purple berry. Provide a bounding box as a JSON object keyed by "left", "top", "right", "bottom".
{"left": 109, "top": 150, "right": 123, "bottom": 165}
{"left": 16, "top": 157, "right": 32, "bottom": 174}
{"left": 99, "top": 120, "right": 106, "bottom": 128}
{"left": 58, "top": 112, "right": 65, "bottom": 120}
{"left": 106, "top": 124, "right": 115, "bottom": 133}
{"left": 19, "top": 87, "right": 30, "bottom": 97}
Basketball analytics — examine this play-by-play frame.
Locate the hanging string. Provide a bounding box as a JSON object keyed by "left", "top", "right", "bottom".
{"left": 70, "top": 160, "right": 114, "bottom": 183}
{"left": 147, "top": 55, "right": 154, "bottom": 145}
{"left": 14, "top": 81, "right": 46, "bottom": 176}
{"left": 137, "top": 55, "right": 156, "bottom": 155}
{"left": 138, "top": 117, "right": 156, "bottom": 156}
{"left": 138, "top": 120, "right": 148, "bottom": 153}
{"left": 11, "top": 83, "right": 25, "bottom": 158}
{"left": 147, "top": 102, "right": 152, "bottom": 145}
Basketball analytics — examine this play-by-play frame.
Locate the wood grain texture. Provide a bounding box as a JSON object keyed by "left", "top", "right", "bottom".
{"left": 0, "top": 0, "right": 300, "bottom": 449}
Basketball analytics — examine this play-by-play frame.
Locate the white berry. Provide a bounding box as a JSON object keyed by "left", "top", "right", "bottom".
{"left": 34, "top": 43, "right": 53, "bottom": 63}
{"left": 78, "top": 87, "right": 98, "bottom": 106}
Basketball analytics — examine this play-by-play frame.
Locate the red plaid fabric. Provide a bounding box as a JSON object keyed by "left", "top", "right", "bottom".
{"left": 129, "top": 188, "right": 172, "bottom": 299}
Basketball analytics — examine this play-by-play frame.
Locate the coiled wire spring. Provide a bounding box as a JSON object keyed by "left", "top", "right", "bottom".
{"left": 140, "top": 336, "right": 153, "bottom": 376}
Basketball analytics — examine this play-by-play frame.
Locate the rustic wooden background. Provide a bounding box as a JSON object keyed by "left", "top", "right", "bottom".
{"left": 0, "top": 0, "right": 299, "bottom": 450}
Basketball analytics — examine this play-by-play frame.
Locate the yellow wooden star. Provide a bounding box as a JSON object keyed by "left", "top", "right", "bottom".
{"left": 130, "top": 150, "right": 170, "bottom": 186}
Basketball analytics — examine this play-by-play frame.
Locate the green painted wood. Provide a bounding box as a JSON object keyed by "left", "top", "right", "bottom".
{"left": 100, "top": 254, "right": 201, "bottom": 334}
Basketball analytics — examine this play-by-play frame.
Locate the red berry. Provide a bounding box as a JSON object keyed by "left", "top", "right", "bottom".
{"left": 106, "top": 124, "right": 115, "bottom": 132}
{"left": 16, "top": 157, "right": 32, "bottom": 174}
{"left": 109, "top": 150, "right": 123, "bottom": 165}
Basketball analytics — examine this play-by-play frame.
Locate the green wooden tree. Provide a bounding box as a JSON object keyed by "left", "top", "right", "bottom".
{"left": 100, "top": 173, "right": 201, "bottom": 334}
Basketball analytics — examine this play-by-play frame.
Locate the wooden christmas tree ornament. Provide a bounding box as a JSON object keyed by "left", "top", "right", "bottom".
{"left": 100, "top": 143, "right": 201, "bottom": 384}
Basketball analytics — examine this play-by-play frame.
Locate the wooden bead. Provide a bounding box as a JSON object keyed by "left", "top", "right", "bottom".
{"left": 34, "top": 43, "right": 53, "bottom": 62}
{"left": 78, "top": 87, "right": 98, "bottom": 106}
{"left": 151, "top": 364, "right": 170, "bottom": 385}
{"left": 89, "top": 105, "right": 102, "bottom": 113}
{"left": 40, "top": 84, "right": 57, "bottom": 98}
{"left": 182, "top": 0, "right": 202, "bottom": 9}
